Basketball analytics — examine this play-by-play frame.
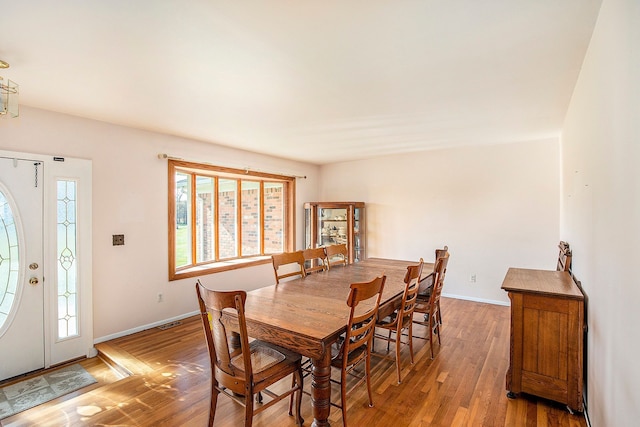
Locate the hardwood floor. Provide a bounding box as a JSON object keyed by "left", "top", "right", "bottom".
{"left": 1, "top": 298, "right": 587, "bottom": 426}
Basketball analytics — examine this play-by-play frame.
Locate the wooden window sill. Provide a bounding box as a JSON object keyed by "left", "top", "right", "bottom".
{"left": 170, "top": 256, "right": 272, "bottom": 281}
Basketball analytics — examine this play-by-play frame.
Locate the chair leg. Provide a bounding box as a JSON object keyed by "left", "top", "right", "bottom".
{"left": 341, "top": 365, "right": 349, "bottom": 427}
{"left": 245, "top": 391, "right": 254, "bottom": 427}
{"left": 209, "top": 382, "right": 219, "bottom": 427}
{"left": 395, "top": 328, "right": 402, "bottom": 384}
{"left": 387, "top": 329, "right": 392, "bottom": 352}
{"left": 365, "top": 347, "right": 374, "bottom": 407}
{"left": 294, "top": 368, "right": 304, "bottom": 426}
{"left": 429, "top": 316, "right": 435, "bottom": 359}
{"left": 288, "top": 375, "right": 295, "bottom": 415}
{"left": 407, "top": 323, "right": 414, "bottom": 365}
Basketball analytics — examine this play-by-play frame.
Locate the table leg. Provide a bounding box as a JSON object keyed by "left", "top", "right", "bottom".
{"left": 310, "top": 349, "right": 332, "bottom": 427}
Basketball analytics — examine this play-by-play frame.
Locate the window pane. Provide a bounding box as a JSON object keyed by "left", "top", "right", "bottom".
{"left": 57, "top": 180, "right": 78, "bottom": 339}
{"left": 196, "top": 176, "right": 215, "bottom": 263}
{"left": 264, "top": 182, "right": 284, "bottom": 253}
{"left": 241, "top": 181, "right": 260, "bottom": 256}
{"left": 218, "top": 179, "right": 238, "bottom": 258}
{"left": 175, "top": 172, "right": 192, "bottom": 266}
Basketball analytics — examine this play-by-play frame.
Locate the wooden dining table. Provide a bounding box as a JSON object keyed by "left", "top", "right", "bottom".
{"left": 243, "top": 257, "right": 432, "bottom": 427}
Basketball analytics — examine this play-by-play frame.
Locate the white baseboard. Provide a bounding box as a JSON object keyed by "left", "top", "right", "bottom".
{"left": 583, "top": 397, "right": 591, "bottom": 427}
{"left": 442, "top": 293, "right": 510, "bottom": 306}
{"left": 94, "top": 310, "right": 199, "bottom": 344}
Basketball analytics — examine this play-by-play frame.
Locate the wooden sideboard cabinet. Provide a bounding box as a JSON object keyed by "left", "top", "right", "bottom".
{"left": 501, "top": 268, "right": 584, "bottom": 412}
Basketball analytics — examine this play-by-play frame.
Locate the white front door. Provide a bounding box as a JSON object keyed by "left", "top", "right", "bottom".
{"left": 0, "top": 157, "right": 45, "bottom": 381}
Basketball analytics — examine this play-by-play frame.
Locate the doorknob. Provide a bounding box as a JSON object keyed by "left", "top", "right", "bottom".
{"left": 29, "top": 277, "right": 39, "bottom": 285}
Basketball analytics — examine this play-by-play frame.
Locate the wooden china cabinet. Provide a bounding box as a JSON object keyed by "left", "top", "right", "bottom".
{"left": 304, "top": 202, "right": 366, "bottom": 264}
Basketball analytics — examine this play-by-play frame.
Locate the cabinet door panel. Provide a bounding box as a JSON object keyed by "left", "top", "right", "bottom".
{"left": 522, "top": 295, "right": 570, "bottom": 381}
{"left": 538, "top": 310, "right": 568, "bottom": 379}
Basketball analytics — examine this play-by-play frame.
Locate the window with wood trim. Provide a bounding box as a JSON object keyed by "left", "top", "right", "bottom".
{"left": 168, "top": 160, "right": 295, "bottom": 280}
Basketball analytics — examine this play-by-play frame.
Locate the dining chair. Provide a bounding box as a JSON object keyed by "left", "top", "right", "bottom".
{"left": 413, "top": 252, "right": 450, "bottom": 358}
{"left": 271, "top": 251, "right": 306, "bottom": 284}
{"left": 330, "top": 274, "right": 386, "bottom": 427}
{"left": 196, "top": 281, "right": 304, "bottom": 427}
{"left": 302, "top": 247, "right": 328, "bottom": 275}
{"left": 374, "top": 259, "right": 423, "bottom": 383}
{"left": 557, "top": 241, "right": 572, "bottom": 272}
{"left": 326, "top": 243, "right": 348, "bottom": 269}
{"left": 416, "top": 246, "right": 449, "bottom": 324}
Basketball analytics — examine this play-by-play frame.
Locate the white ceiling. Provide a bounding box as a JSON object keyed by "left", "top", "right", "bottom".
{"left": 1, "top": 1, "right": 601, "bottom": 165}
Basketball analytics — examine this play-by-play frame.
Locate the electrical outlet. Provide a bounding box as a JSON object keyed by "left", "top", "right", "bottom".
{"left": 112, "top": 234, "right": 125, "bottom": 246}
{"left": 470, "top": 274, "right": 477, "bottom": 283}
{"left": 157, "top": 293, "right": 163, "bottom": 303}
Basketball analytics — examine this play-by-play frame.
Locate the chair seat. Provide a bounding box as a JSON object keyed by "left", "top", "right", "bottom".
{"left": 331, "top": 344, "right": 366, "bottom": 368}
{"left": 376, "top": 312, "right": 412, "bottom": 330}
{"left": 375, "top": 313, "right": 398, "bottom": 328}
{"left": 230, "top": 340, "right": 302, "bottom": 384}
{"left": 414, "top": 300, "right": 430, "bottom": 313}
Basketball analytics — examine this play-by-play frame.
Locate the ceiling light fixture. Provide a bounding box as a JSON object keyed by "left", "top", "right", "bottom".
{"left": 0, "top": 59, "right": 19, "bottom": 118}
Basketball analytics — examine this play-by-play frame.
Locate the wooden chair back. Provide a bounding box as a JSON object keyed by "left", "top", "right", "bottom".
{"left": 326, "top": 244, "right": 348, "bottom": 268}
{"left": 271, "top": 251, "right": 306, "bottom": 283}
{"left": 302, "top": 247, "right": 328, "bottom": 274}
{"left": 196, "top": 285, "right": 252, "bottom": 392}
{"left": 435, "top": 245, "right": 449, "bottom": 263}
{"left": 417, "top": 246, "right": 449, "bottom": 295}
{"left": 557, "top": 241, "right": 572, "bottom": 272}
{"left": 196, "top": 281, "right": 304, "bottom": 426}
{"left": 342, "top": 275, "right": 386, "bottom": 358}
{"left": 399, "top": 259, "right": 424, "bottom": 328}
{"left": 428, "top": 253, "right": 449, "bottom": 317}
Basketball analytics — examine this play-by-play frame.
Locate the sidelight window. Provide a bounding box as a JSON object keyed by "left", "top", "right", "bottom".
{"left": 57, "top": 180, "right": 79, "bottom": 339}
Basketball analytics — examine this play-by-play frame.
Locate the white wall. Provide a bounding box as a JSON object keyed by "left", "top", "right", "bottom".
{"left": 319, "top": 140, "right": 560, "bottom": 304}
{"left": 561, "top": 0, "right": 639, "bottom": 425}
{"left": 0, "top": 106, "right": 320, "bottom": 340}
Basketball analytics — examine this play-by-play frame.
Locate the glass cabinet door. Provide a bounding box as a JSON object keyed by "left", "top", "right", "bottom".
{"left": 353, "top": 206, "right": 364, "bottom": 261}
{"left": 304, "top": 207, "right": 312, "bottom": 249}
{"left": 318, "top": 207, "right": 348, "bottom": 247}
